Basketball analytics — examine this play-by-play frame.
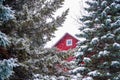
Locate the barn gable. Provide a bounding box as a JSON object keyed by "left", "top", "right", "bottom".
{"left": 53, "top": 33, "right": 79, "bottom": 51}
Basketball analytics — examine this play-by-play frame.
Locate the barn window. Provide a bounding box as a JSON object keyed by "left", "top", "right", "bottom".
{"left": 66, "top": 39, "right": 72, "bottom": 46}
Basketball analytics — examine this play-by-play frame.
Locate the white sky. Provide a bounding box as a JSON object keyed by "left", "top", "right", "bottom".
{"left": 45, "top": 0, "right": 88, "bottom": 48}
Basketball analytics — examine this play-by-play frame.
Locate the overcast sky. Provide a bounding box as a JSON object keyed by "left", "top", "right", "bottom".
{"left": 45, "top": 0, "right": 88, "bottom": 48}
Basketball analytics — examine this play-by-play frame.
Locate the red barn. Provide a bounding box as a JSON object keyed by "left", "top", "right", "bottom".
{"left": 53, "top": 33, "right": 79, "bottom": 71}
{"left": 53, "top": 33, "right": 79, "bottom": 51}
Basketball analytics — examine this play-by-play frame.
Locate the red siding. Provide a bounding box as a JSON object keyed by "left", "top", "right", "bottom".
{"left": 54, "top": 33, "right": 79, "bottom": 51}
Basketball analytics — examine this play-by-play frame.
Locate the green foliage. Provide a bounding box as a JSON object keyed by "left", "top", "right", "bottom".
{"left": 1, "top": 0, "right": 68, "bottom": 79}
{"left": 3, "top": 0, "right": 68, "bottom": 47}
{"left": 0, "top": 0, "right": 17, "bottom": 80}
{"left": 25, "top": 48, "right": 69, "bottom": 75}
{"left": 9, "top": 66, "right": 32, "bottom": 80}
{"left": 0, "top": 58, "right": 17, "bottom": 80}
{"left": 0, "top": 31, "right": 9, "bottom": 47}
{"left": 9, "top": 47, "right": 76, "bottom": 79}
{"left": 0, "top": 0, "right": 14, "bottom": 21}
{"left": 74, "top": 0, "right": 120, "bottom": 80}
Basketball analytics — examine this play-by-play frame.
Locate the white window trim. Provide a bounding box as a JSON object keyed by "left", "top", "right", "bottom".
{"left": 66, "top": 39, "right": 72, "bottom": 46}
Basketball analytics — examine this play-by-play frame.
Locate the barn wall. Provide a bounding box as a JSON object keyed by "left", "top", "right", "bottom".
{"left": 55, "top": 34, "right": 78, "bottom": 51}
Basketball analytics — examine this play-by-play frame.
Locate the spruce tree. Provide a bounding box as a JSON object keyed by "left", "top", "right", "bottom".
{"left": 3, "top": 0, "right": 68, "bottom": 47}
{"left": 0, "top": 0, "right": 17, "bottom": 80}
{"left": 1, "top": 0, "right": 68, "bottom": 79}
{"left": 74, "top": 0, "right": 120, "bottom": 80}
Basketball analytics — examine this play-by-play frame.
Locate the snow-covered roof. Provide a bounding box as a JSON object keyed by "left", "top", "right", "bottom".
{"left": 45, "top": 32, "right": 80, "bottom": 48}
{"left": 53, "top": 32, "right": 80, "bottom": 47}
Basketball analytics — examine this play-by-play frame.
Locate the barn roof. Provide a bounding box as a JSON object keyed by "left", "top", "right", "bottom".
{"left": 53, "top": 32, "right": 79, "bottom": 47}
{"left": 45, "top": 32, "right": 80, "bottom": 48}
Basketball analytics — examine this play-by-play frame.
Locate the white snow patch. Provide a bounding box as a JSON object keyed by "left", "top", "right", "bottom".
{"left": 75, "top": 52, "right": 83, "bottom": 57}
{"left": 83, "top": 57, "right": 91, "bottom": 63}
{"left": 82, "top": 76, "right": 93, "bottom": 80}
{"left": 72, "top": 67, "right": 86, "bottom": 73}
{"left": 90, "top": 37, "right": 99, "bottom": 45}
{"left": 101, "top": 1, "right": 107, "bottom": 7}
{"left": 113, "top": 42, "right": 120, "bottom": 49}
{"left": 88, "top": 70, "right": 101, "bottom": 77}
{"left": 98, "top": 50, "right": 109, "bottom": 58}
{"left": 81, "top": 45, "right": 88, "bottom": 50}
{"left": 111, "top": 61, "right": 120, "bottom": 66}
